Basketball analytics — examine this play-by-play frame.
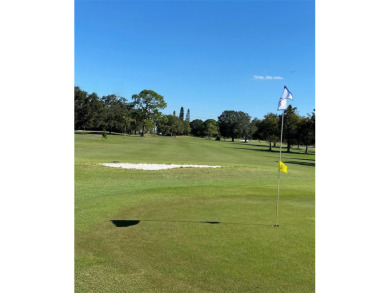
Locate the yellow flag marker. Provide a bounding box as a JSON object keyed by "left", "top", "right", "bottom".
{"left": 279, "top": 161, "right": 288, "bottom": 173}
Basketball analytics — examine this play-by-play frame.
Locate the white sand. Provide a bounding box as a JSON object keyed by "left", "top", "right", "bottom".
{"left": 101, "top": 163, "right": 221, "bottom": 170}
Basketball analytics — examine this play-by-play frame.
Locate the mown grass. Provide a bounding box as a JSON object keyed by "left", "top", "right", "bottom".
{"left": 75, "top": 133, "right": 315, "bottom": 292}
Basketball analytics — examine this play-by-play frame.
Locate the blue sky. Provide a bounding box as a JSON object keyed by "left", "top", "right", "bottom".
{"left": 75, "top": 0, "right": 315, "bottom": 121}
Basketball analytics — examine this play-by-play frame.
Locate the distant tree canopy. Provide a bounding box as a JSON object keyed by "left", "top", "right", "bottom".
{"left": 157, "top": 115, "right": 181, "bottom": 137}
{"left": 74, "top": 86, "right": 89, "bottom": 130}
{"left": 74, "top": 86, "right": 134, "bottom": 133}
{"left": 255, "top": 113, "right": 279, "bottom": 150}
{"left": 74, "top": 86, "right": 314, "bottom": 151}
{"left": 203, "top": 119, "right": 218, "bottom": 139}
{"left": 296, "top": 110, "right": 315, "bottom": 154}
{"left": 282, "top": 105, "right": 300, "bottom": 153}
{"left": 132, "top": 90, "right": 167, "bottom": 137}
{"left": 156, "top": 107, "right": 191, "bottom": 137}
{"left": 218, "top": 110, "right": 247, "bottom": 142}
{"left": 102, "top": 94, "right": 133, "bottom": 134}
{"left": 237, "top": 112, "right": 252, "bottom": 143}
{"left": 190, "top": 119, "right": 204, "bottom": 137}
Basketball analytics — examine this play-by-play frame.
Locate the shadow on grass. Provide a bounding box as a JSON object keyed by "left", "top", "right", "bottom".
{"left": 111, "top": 220, "right": 140, "bottom": 227}
{"left": 200, "top": 221, "right": 221, "bottom": 224}
{"left": 75, "top": 131, "right": 102, "bottom": 135}
{"left": 75, "top": 131, "right": 125, "bottom": 136}
{"left": 111, "top": 219, "right": 268, "bottom": 227}
{"left": 232, "top": 147, "right": 315, "bottom": 156}
{"left": 233, "top": 141, "right": 315, "bottom": 152}
{"left": 277, "top": 160, "right": 315, "bottom": 167}
{"left": 289, "top": 157, "right": 315, "bottom": 162}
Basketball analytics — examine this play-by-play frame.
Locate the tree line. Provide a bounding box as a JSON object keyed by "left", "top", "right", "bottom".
{"left": 75, "top": 86, "right": 315, "bottom": 153}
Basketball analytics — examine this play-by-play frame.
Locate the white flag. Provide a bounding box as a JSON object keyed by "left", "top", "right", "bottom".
{"left": 277, "top": 86, "right": 293, "bottom": 111}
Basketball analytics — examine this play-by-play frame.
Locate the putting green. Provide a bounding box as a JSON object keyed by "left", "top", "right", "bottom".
{"left": 75, "top": 133, "right": 315, "bottom": 292}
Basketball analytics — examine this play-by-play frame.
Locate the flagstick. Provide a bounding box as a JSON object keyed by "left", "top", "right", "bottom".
{"left": 274, "top": 110, "right": 285, "bottom": 227}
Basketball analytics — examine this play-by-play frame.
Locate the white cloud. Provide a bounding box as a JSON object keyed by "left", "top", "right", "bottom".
{"left": 253, "top": 75, "right": 265, "bottom": 80}
{"left": 253, "top": 75, "right": 283, "bottom": 80}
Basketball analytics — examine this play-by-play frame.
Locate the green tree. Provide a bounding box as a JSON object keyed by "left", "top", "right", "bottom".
{"left": 256, "top": 113, "right": 279, "bottom": 151}
{"left": 217, "top": 110, "right": 244, "bottom": 142}
{"left": 129, "top": 109, "right": 143, "bottom": 135}
{"left": 167, "top": 115, "right": 183, "bottom": 137}
{"left": 74, "top": 86, "right": 134, "bottom": 133}
{"left": 294, "top": 115, "right": 303, "bottom": 149}
{"left": 101, "top": 94, "right": 116, "bottom": 132}
{"left": 101, "top": 95, "right": 133, "bottom": 134}
{"left": 131, "top": 90, "right": 167, "bottom": 137}
{"left": 218, "top": 111, "right": 235, "bottom": 141}
{"left": 86, "top": 92, "right": 105, "bottom": 130}
{"left": 237, "top": 112, "right": 252, "bottom": 142}
{"left": 251, "top": 118, "right": 262, "bottom": 143}
{"left": 144, "top": 119, "right": 156, "bottom": 135}
{"left": 282, "top": 105, "right": 300, "bottom": 153}
{"left": 297, "top": 111, "right": 315, "bottom": 154}
{"left": 177, "top": 119, "right": 184, "bottom": 136}
{"left": 179, "top": 107, "right": 184, "bottom": 121}
{"left": 74, "top": 86, "right": 89, "bottom": 130}
{"left": 203, "top": 119, "right": 218, "bottom": 139}
{"left": 190, "top": 119, "right": 204, "bottom": 137}
{"left": 311, "top": 109, "right": 315, "bottom": 146}
{"left": 183, "top": 121, "right": 191, "bottom": 135}
{"left": 156, "top": 115, "right": 169, "bottom": 136}
{"left": 185, "top": 109, "right": 190, "bottom": 122}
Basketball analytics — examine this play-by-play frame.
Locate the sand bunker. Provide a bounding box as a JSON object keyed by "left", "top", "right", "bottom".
{"left": 101, "top": 163, "right": 221, "bottom": 170}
